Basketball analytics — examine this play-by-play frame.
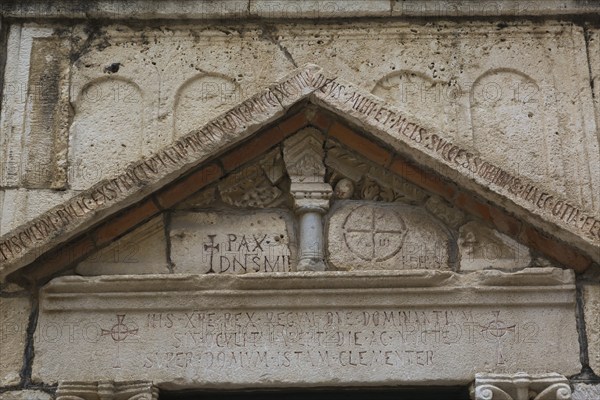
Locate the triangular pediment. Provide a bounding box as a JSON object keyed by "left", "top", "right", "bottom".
{"left": 0, "top": 64, "right": 598, "bottom": 283}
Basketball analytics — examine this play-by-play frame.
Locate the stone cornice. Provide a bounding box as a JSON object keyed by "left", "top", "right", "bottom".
{"left": 1, "top": 1, "right": 600, "bottom": 20}
{"left": 0, "top": 64, "right": 598, "bottom": 281}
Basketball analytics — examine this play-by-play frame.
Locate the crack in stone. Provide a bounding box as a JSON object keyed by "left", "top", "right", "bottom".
{"left": 20, "top": 293, "right": 38, "bottom": 387}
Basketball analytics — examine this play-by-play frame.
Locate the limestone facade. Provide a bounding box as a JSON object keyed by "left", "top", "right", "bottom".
{"left": 0, "top": 1, "right": 599, "bottom": 399}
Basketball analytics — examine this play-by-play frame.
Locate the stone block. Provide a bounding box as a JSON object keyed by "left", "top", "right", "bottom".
{"left": 326, "top": 201, "right": 457, "bottom": 270}
{"left": 0, "top": 189, "right": 78, "bottom": 236}
{"left": 0, "top": 25, "right": 70, "bottom": 189}
{"left": 458, "top": 221, "right": 531, "bottom": 271}
{"left": 76, "top": 216, "right": 169, "bottom": 275}
{"left": 32, "top": 269, "right": 580, "bottom": 386}
{"left": 582, "top": 284, "right": 600, "bottom": 375}
{"left": 0, "top": 391, "right": 52, "bottom": 400}
{"left": 0, "top": 296, "right": 30, "bottom": 386}
{"left": 170, "top": 210, "right": 295, "bottom": 274}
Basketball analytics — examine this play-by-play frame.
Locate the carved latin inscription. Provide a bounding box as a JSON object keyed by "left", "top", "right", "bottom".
{"left": 169, "top": 211, "right": 294, "bottom": 274}
{"left": 33, "top": 271, "right": 580, "bottom": 385}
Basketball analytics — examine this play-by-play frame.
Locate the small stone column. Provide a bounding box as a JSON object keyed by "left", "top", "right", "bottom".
{"left": 471, "top": 372, "right": 572, "bottom": 400}
{"left": 283, "top": 128, "right": 332, "bottom": 271}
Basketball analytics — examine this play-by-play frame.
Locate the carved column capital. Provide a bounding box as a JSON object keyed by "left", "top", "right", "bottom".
{"left": 56, "top": 381, "right": 158, "bottom": 400}
{"left": 471, "top": 372, "right": 572, "bottom": 400}
{"left": 283, "top": 127, "right": 332, "bottom": 212}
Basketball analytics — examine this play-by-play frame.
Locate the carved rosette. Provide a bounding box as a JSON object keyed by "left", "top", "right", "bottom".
{"left": 472, "top": 373, "right": 572, "bottom": 400}
{"left": 56, "top": 381, "right": 158, "bottom": 400}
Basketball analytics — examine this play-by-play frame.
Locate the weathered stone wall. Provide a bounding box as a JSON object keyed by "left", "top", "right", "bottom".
{"left": 0, "top": 1, "right": 599, "bottom": 399}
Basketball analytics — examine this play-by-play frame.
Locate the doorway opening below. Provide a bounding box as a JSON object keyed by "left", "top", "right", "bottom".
{"left": 161, "top": 386, "right": 470, "bottom": 400}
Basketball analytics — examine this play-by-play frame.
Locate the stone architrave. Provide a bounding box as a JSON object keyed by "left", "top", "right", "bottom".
{"left": 169, "top": 210, "right": 294, "bottom": 274}
{"left": 472, "top": 372, "right": 572, "bottom": 400}
{"left": 33, "top": 268, "right": 580, "bottom": 386}
{"left": 327, "top": 201, "right": 457, "bottom": 270}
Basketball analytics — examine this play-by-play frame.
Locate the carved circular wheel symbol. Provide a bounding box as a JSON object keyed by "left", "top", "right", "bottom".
{"left": 342, "top": 205, "right": 407, "bottom": 261}
{"left": 110, "top": 322, "right": 131, "bottom": 342}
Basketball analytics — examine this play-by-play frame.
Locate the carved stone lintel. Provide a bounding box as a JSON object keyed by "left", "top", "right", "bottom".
{"left": 56, "top": 381, "right": 158, "bottom": 400}
{"left": 283, "top": 128, "right": 332, "bottom": 271}
{"left": 471, "top": 373, "right": 572, "bottom": 400}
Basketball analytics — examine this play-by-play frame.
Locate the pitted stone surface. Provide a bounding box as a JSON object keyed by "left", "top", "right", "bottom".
{"left": 572, "top": 383, "right": 600, "bottom": 400}
{"left": 0, "top": 189, "right": 78, "bottom": 236}
{"left": 326, "top": 201, "right": 456, "bottom": 270}
{"left": 458, "top": 221, "right": 531, "bottom": 271}
{"left": 0, "top": 391, "right": 52, "bottom": 400}
{"left": 170, "top": 210, "right": 295, "bottom": 274}
{"left": 0, "top": 25, "right": 70, "bottom": 190}
{"left": 32, "top": 269, "right": 580, "bottom": 386}
{"left": 582, "top": 284, "right": 600, "bottom": 375}
{"left": 0, "top": 296, "right": 30, "bottom": 386}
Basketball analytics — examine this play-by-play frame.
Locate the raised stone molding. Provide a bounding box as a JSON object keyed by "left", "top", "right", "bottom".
{"left": 0, "top": 64, "right": 598, "bottom": 281}
{"left": 471, "top": 372, "right": 572, "bottom": 400}
{"left": 56, "top": 381, "right": 158, "bottom": 400}
{"left": 33, "top": 268, "right": 580, "bottom": 386}
{"left": 2, "top": 1, "right": 600, "bottom": 20}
